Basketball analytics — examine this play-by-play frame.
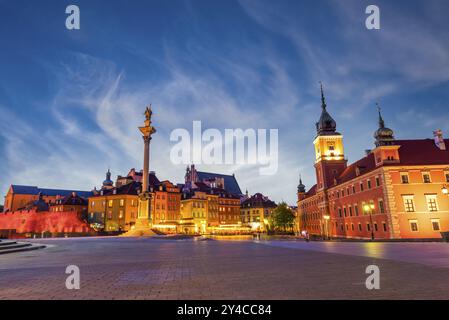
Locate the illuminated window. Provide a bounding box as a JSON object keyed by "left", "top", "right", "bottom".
{"left": 119, "top": 210, "right": 123, "bottom": 219}
{"left": 107, "top": 211, "right": 112, "bottom": 219}
{"left": 91, "top": 201, "right": 95, "bottom": 207}
{"left": 422, "top": 173, "right": 431, "bottom": 184}
{"left": 402, "top": 196, "right": 415, "bottom": 212}
{"left": 119, "top": 199, "right": 124, "bottom": 207}
{"left": 431, "top": 219, "right": 441, "bottom": 231}
{"left": 409, "top": 220, "right": 419, "bottom": 232}
{"left": 426, "top": 195, "right": 439, "bottom": 212}
{"left": 108, "top": 200, "right": 113, "bottom": 208}
{"left": 401, "top": 173, "right": 409, "bottom": 184}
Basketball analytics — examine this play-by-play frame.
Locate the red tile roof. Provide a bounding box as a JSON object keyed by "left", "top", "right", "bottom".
{"left": 337, "top": 152, "right": 376, "bottom": 184}
{"left": 393, "top": 139, "right": 449, "bottom": 166}
{"left": 305, "top": 184, "right": 317, "bottom": 197}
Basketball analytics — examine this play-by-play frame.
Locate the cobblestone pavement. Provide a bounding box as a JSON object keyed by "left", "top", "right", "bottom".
{"left": 1, "top": 237, "right": 449, "bottom": 300}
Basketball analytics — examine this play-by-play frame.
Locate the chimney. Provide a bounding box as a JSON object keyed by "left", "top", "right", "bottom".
{"left": 434, "top": 129, "right": 446, "bottom": 151}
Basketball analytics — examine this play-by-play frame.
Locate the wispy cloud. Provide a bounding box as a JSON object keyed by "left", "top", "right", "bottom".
{"left": 1, "top": 1, "right": 448, "bottom": 205}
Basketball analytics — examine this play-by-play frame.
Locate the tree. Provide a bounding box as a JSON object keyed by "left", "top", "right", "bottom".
{"left": 272, "top": 202, "right": 295, "bottom": 233}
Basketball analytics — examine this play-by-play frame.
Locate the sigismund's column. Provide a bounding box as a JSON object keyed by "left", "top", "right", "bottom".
{"left": 124, "top": 106, "right": 156, "bottom": 237}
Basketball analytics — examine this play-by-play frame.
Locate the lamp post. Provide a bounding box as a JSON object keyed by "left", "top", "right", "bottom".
{"left": 323, "top": 214, "right": 330, "bottom": 240}
{"left": 363, "top": 203, "right": 375, "bottom": 241}
{"left": 442, "top": 185, "right": 449, "bottom": 196}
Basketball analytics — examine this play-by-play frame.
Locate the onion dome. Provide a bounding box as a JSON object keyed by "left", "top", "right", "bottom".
{"left": 102, "top": 169, "right": 113, "bottom": 187}
{"left": 374, "top": 104, "right": 395, "bottom": 147}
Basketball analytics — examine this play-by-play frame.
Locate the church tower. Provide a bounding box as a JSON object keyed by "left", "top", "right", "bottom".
{"left": 313, "top": 83, "right": 347, "bottom": 190}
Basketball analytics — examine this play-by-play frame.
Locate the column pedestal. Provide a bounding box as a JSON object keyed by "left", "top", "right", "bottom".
{"left": 122, "top": 194, "right": 156, "bottom": 237}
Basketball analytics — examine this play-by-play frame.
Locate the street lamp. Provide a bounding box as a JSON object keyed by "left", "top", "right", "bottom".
{"left": 363, "top": 203, "right": 375, "bottom": 241}
{"left": 323, "top": 214, "right": 330, "bottom": 240}
{"left": 442, "top": 185, "right": 449, "bottom": 195}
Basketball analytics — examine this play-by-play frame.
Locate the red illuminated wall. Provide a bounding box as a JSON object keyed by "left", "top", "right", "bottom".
{"left": 0, "top": 210, "right": 92, "bottom": 234}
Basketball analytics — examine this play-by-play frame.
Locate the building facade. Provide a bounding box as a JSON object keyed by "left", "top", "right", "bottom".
{"left": 297, "top": 86, "right": 449, "bottom": 240}
{"left": 50, "top": 192, "right": 88, "bottom": 216}
{"left": 3, "top": 185, "right": 92, "bottom": 213}
{"left": 88, "top": 170, "right": 182, "bottom": 233}
{"left": 241, "top": 193, "right": 277, "bottom": 232}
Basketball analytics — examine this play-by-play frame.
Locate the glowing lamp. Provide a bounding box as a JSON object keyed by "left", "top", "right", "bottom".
{"left": 442, "top": 186, "right": 449, "bottom": 195}
{"left": 323, "top": 215, "right": 330, "bottom": 220}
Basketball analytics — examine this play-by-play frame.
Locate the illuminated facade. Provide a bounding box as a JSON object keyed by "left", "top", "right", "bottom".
{"left": 241, "top": 193, "right": 277, "bottom": 232}
{"left": 297, "top": 86, "right": 449, "bottom": 240}
{"left": 180, "top": 182, "right": 241, "bottom": 234}
{"left": 88, "top": 169, "right": 181, "bottom": 232}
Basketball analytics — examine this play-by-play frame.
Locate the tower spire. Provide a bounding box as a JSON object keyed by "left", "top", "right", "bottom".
{"left": 377, "top": 102, "right": 385, "bottom": 129}
{"left": 319, "top": 81, "right": 327, "bottom": 110}
{"left": 297, "top": 173, "right": 306, "bottom": 193}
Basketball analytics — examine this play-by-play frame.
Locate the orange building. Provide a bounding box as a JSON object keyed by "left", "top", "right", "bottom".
{"left": 297, "top": 86, "right": 449, "bottom": 240}
{"left": 218, "top": 192, "right": 241, "bottom": 225}
{"left": 3, "top": 185, "right": 92, "bottom": 213}
{"left": 152, "top": 180, "right": 182, "bottom": 231}
{"left": 88, "top": 169, "right": 181, "bottom": 232}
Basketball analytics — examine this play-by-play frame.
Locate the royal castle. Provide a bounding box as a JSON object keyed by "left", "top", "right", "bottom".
{"left": 297, "top": 85, "right": 449, "bottom": 240}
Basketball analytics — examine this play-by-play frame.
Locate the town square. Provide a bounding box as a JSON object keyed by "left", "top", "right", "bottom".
{"left": 1, "top": 0, "right": 449, "bottom": 304}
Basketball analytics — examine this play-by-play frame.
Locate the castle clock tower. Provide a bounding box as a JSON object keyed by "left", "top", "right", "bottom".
{"left": 313, "top": 83, "right": 347, "bottom": 191}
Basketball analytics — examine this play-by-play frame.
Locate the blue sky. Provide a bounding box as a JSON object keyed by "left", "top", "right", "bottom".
{"left": 1, "top": 0, "right": 449, "bottom": 205}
